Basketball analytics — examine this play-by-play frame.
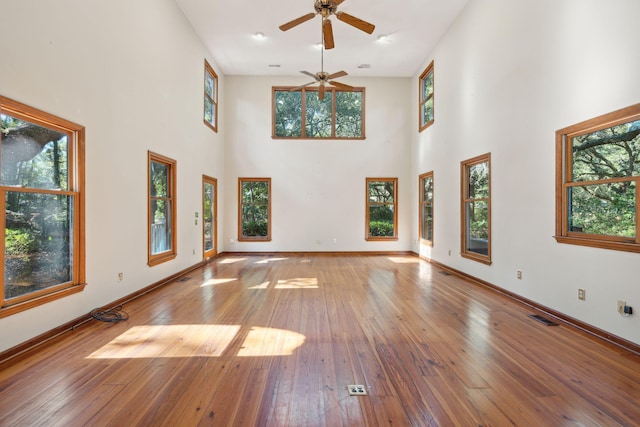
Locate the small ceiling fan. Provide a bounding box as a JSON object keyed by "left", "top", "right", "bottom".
{"left": 293, "top": 30, "right": 355, "bottom": 101}
{"left": 279, "top": 0, "right": 375, "bottom": 49}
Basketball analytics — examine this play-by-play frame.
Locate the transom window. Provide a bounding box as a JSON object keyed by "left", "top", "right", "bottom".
{"left": 555, "top": 103, "right": 640, "bottom": 252}
{"left": 1, "top": 96, "right": 85, "bottom": 317}
{"left": 366, "top": 178, "right": 398, "bottom": 241}
{"left": 239, "top": 178, "right": 271, "bottom": 241}
{"left": 273, "top": 87, "right": 364, "bottom": 139}
{"left": 461, "top": 153, "right": 491, "bottom": 264}
{"left": 148, "top": 152, "right": 177, "bottom": 266}
{"left": 419, "top": 61, "right": 434, "bottom": 131}
{"left": 204, "top": 59, "right": 218, "bottom": 132}
{"left": 419, "top": 172, "right": 434, "bottom": 245}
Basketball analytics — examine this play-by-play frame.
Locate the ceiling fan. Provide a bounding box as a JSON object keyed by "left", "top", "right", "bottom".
{"left": 294, "top": 35, "right": 355, "bottom": 100}
{"left": 279, "top": 0, "right": 375, "bottom": 49}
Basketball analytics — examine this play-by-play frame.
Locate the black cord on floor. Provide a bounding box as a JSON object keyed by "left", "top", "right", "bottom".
{"left": 90, "top": 305, "right": 129, "bottom": 323}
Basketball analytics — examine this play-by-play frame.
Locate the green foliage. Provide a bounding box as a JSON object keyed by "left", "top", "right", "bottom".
{"left": 369, "top": 221, "right": 394, "bottom": 237}
{"left": 5, "top": 229, "right": 38, "bottom": 256}
{"left": 569, "top": 119, "right": 640, "bottom": 237}
{"left": 242, "top": 220, "right": 268, "bottom": 237}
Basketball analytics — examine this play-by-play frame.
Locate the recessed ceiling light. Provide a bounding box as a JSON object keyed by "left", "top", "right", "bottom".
{"left": 254, "top": 32, "right": 265, "bottom": 39}
{"left": 357, "top": 64, "right": 371, "bottom": 69}
{"left": 376, "top": 34, "right": 389, "bottom": 42}
{"left": 268, "top": 64, "right": 281, "bottom": 68}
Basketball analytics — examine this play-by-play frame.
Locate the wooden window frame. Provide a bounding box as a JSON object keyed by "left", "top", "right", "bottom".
{"left": 366, "top": 177, "right": 399, "bottom": 241}
{"left": 555, "top": 103, "right": 640, "bottom": 253}
{"left": 238, "top": 178, "right": 272, "bottom": 242}
{"left": 272, "top": 86, "right": 366, "bottom": 140}
{"left": 148, "top": 151, "right": 177, "bottom": 266}
{"left": 419, "top": 171, "right": 434, "bottom": 246}
{"left": 202, "top": 175, "right": 217, "bottom": 260}
{"left": 419, "top": 61, "right": 434, "bottom": 132}
{"left": 204, "top": 59, "right": 218, "bottom": 133}
{"left": 0, "top": 96, "right": 86, "bottom": 318}
{"left": 460, "top": 153, "right": 491, "bottom": 264}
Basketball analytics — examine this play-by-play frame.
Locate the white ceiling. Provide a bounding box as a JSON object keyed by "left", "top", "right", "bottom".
{"left": 175, "top": 0, "right": 470, "bottom": 78}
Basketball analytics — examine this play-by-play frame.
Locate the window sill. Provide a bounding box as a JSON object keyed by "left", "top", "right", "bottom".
{"left": 461, "top": 252, "right": 492, "bottom": 265}
{"left": 0, "top": 283, "right": 86, "bottom": 318}
{"left": 554, "top": 236, "right": 640, "bottom": 253}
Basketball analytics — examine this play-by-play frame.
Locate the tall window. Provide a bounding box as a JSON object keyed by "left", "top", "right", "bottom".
{"left": 204, "top": 59, "right": 218, "bottom": 132}
{"left": 419, "top": 61, "right": 434, "bottom": 131}
{"left": 273, "top": 87, "right": 365, "bottom": 139}
{"left": 1, "top": 96, "right": 85, "bottom": 317}
{"left": 419, "top": 172, "right": 434, "bottom": 245}
{"left": 202, "top": 175, "right": 217, "bottom": 259}
{"left": 366, "top": 178, "right": 398, "bottom": 241}
{"left": 239, "top": 178, "right": 271, "bottom": 241}
{"left": 461, "top": 153, "right": 491, "bottom": 264}
{"left": 556, "top": 104, "right": 640, "bottom": 253}
{"left": 148, "top": 152, "right": 177, "bottom": 266}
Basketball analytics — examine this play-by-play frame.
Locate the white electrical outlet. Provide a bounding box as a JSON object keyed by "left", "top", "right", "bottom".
{"left": 578, "top": 289, "right": 585, "bottom": 301}
{"left": 117, "top": 272, "right": 123, "bottom": 282}
{"left": 618, "top": 300, "right": 626, "bottom": 313}
{"left": 516, "top": 270, "right": 522, "bottom": 280}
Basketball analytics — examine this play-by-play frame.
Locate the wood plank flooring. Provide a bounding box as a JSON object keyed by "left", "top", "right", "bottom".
{"left": 1, "top": 254, "right": 640, "bottom": 426}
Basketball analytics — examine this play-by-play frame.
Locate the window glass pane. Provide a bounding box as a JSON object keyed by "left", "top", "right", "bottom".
{"left": 205, "top": 72, "right": 215, "bottom": 98}
{"left": 150, "top": 199, "right": 172, "bottom": 254}
{"left": 204, "top": 97, "right": 214, "bottom": 125}
{"left": 572, "top": 119, "right": 640, "bottom": 181}
{"left": 369, "top": 181, "right": 394, "bottom": 203}
{"left": 242, "top": 181, "right": 269, "bottom": 204}
{"left": 422, "top": 72, "right": 433, "bottom": 100}
{"left": 422, "top": 97, "right": 434, "bottom": 126}
{"left": 369, "top": 206, "right": 395, "bottom": 237}
{"left": 4, "top": 191, "right": 73, "bottom": 300}
{"left": 305, "top": 91, "right": 332, "bottom": 138}
{"left": 465, "top": 200, "right": 488, "bottom": 255}
{"left": 150, "top": 161, "right": 168, "bottom": 197}
{"left": 568, "top": 182, "right": 636, "bottom": 237}
{"left": 335, "top": 91, "right": 362, "bottom": 138}
{"left": 242, "top": 205, "right": 269, "bottom": 237}
{"left": 422, "top": 204, "right": 433, "bottom": 241}
{"left": 468, "top": 162, "right": 489, "bottom": 198}
{"left": 423, "top": 176, "right": 433, "bottom": 202}
{"left": 204, "top": 182, "right": 214, "bottom": 251}
{"left": 274, "top": 91, "right": 302, "bottom": 137}
{"left": 1, "top": 114, "right": 69, "bottom": 190}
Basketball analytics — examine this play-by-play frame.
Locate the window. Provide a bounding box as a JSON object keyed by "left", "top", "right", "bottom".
{"left": 1, "top": 96, "right": 85, "bottom": 317}
{"left": 366, "top": 178, "right": 398, "bottom": 241}
{"left": 148, "top": 152, "right": 177, "bottom": 266}
{"left": 461, "top": 153, "right": 491, "bottom": 264}
{"left": 555, "top": 104, "right": 640, "bottom": 253}
{"left": 204, "top": 59, "right": 218, "bottom": 132}
{"left": 239, "top": 178, "right": 271, "bottom": 241}
{"left": 202, "top": 175, "right": 217, "bottom": 259}
{"left": 419, "top": 61, "right": 434, "bottom": 131}
{"left": 419, "top": 172, "right": 434, "bottom": 245}
{"left": 273, "top": 87, "right": 365, "bottom": 139}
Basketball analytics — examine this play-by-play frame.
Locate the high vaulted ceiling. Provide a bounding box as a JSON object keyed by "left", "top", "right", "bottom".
{"left": 175, "top": 0, "right": 470, "bottom": 77}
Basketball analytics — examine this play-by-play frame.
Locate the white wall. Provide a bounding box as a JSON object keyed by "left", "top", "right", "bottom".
{"left": 223, "top": 76, "right": 412, "bottom": 252}
{"left": 413, "top": 0, "right": 640, "bottom": 344}
{"left": 0, "top": 0, "right": 225, "bottom": 352}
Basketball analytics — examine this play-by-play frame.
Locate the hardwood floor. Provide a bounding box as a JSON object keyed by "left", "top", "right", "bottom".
{"left": 1, "top": 254, "right": 640, "bottom": 426}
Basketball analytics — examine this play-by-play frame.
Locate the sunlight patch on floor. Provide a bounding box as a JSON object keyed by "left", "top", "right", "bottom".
{"left": 255, "top": 257, "right": 289, "bottom": 264}
{"left": 388, "top": 256, "right": 419, "bottom": 264}
{"left": 275, "top": 277, "right": 318, "bottom": 289}
{"left": 237, "top": 327, "right": 306, "bottom": 357}
{"left": 87, "top": 324, "right": 240, "bottom": 359}
{"left": 200, "top": 278, "right": 237, "bottom": 287}
{"left": 219, "top": 257, "right": 248, "bottom": 264}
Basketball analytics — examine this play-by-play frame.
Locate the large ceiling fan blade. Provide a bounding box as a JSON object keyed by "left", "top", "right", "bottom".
{"left": 327, "top": 70, "right": 347, "bottom": 80}
{"left": 319, "top": 84, "right": 326, "bottom": 100}
{"left": 323, "top": 19, "right": 335, "bottom": 49}
{"left": 328, "top": 81, "right": 354, "bottom": 91}
{"left": 300, "top": 70, "right": 319, "bottom": 80}
{"left": 335, "top": 12, "right": 375, "bottom": 34}
{"left": 279, "top": 13, "right": 316, "bottom": 31}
